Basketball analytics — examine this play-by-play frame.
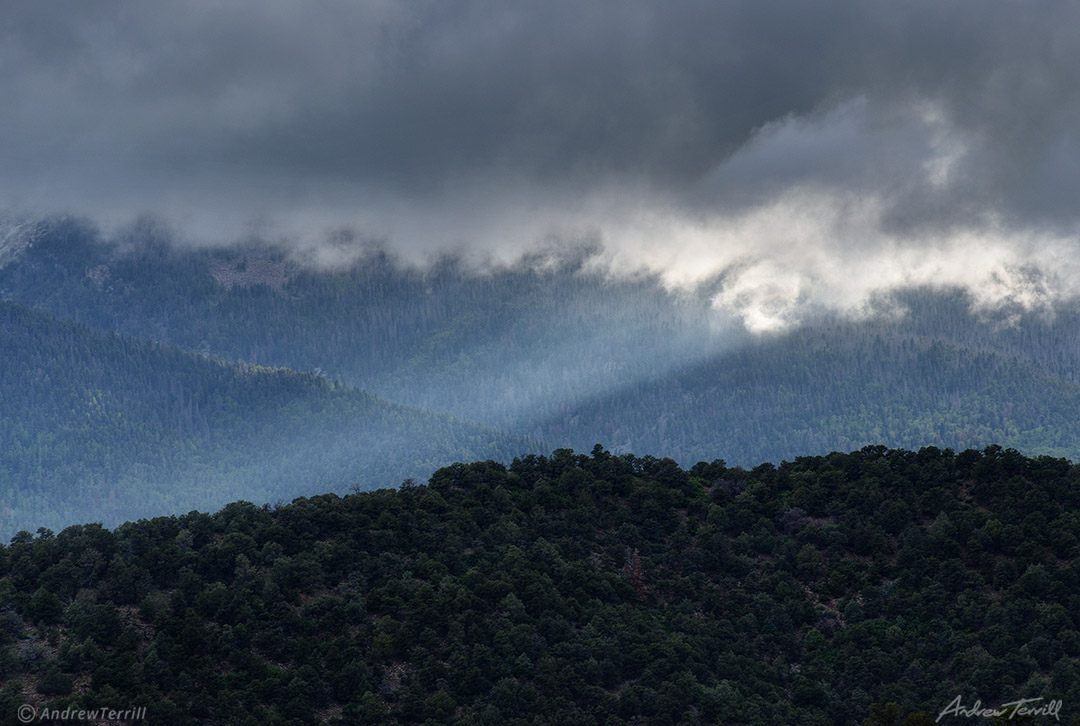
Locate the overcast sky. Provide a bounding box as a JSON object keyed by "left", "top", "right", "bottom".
{"left": 3, "top": 0, "right": 1080, "bottom": 329}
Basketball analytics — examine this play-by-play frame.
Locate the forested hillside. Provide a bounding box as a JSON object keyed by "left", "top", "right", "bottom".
{"left": 548, "top": 305, "right": 1080, "bottom": 465}
{"left": 0, "top": 301, "right": 529, "bottom": 535}
{"left": 5, "top": 219, "right": 1080, "bottom": 469}
{"left": 0, "top": 446, "right": 1077, "bottom": 725}
{"left": 0, "top": 217, "right": 731, "bottom": 429}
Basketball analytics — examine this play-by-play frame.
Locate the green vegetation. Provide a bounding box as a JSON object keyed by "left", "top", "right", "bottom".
{"left": 6, "top": 218, "right": 1080, "bottom": 470}
{"left": 550, "top": 310, "right": 1080, "bottom": 465}
{"left": 2, "top": 218, "right": 1079, "bottom": 723}
{"left": 0, "top": 301, "right": 530, "bottom": 536}
{"left": 1, "top": 445, "right": 1078, "bottom": 724}
{"left": 0, "top": 217, "right": 724, "bottom": 431}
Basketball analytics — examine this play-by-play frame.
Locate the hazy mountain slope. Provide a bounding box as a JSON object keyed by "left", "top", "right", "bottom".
{"left": 6, "top": 218, "right": 1080, "bottom": 469}
{"left": 544, "top": 319, "right": 1080, "bottom": 465}
{"left": 0, "top": 301, "right": 530, "bottom": 535}
{"left": 0, "top": 218, "right": 736, "bottom": 427}
{"left": 1, "top": 446, "right": 1077, "bottom": 724}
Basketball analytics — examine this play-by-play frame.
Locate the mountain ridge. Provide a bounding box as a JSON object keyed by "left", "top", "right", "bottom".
{"left": 0, "top": 299, "right": 531, "bottom": 535}
{"left": 5, "top": 218, "right": 1080, "bottom": 512}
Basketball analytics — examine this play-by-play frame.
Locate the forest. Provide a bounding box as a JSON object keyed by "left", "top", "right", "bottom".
{"left": 5, "top": 217, "right": 1080, "bottom": 474}
{"left": 0, "top": 300, "right": 529, "bottom": 535}
{"left": 0, "top": 445, "right": 1077, "bottom": 724}
{"left": 2, "top": 217, "right": 1080, "bottom": 725}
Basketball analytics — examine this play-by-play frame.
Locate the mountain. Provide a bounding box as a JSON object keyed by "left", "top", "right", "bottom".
{"left": 5, "top": 218, "right": 1080, "bottom": 468}
{"left": 0, "top": 217, "right": 736, "bottom": 428}
{"left": 0, "top": 300, "right": 530, "bottom": 536}
{"left": 544, "top": 295, "right": 1080, "bottom": 465}
{"left": 0, "top": 446, "right": 1077, "bottom": 724}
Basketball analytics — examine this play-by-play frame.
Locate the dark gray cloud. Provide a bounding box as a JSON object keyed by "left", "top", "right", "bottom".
{"left": 3, "top": 0, "right": 1080, "bottom": 327}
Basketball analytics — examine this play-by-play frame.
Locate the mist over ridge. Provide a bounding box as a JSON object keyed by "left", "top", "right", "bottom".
{"left": 4, "top": 0, "right": 1080, "bottom": 507}
{"left": 4, "top": 1, "right": 1080, "bottom": 331}
{"left": 6, "top": 218, "right": 1080, "bottom": 478}
{"left": 3, "top": 206, "right": 1075, "bottom": 339}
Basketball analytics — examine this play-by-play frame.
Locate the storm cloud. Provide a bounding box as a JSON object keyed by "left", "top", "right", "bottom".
{"left": 3, "top": 0, "right": 1080, "bottom": 328}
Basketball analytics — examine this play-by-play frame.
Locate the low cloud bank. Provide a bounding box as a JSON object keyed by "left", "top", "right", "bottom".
{"left": 3, "top": 1, "right": 1080, "bottom": 331}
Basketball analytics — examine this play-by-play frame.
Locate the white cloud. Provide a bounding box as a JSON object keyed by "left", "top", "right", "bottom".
{"left": 4, "top": 0, "right": 1080, "bottom": 333}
